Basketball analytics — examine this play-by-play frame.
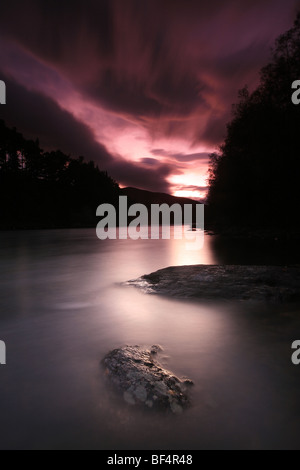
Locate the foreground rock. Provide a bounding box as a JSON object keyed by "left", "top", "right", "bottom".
{"left": 126, "top": 265, "right": 300, "bottom": 303}
{"left": 102, "top": 345, "right": 193, "bottom": 414}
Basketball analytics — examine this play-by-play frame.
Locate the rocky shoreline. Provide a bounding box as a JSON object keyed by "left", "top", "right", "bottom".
{"left": 126, "top": 265, "right": 300, "bottom": 303}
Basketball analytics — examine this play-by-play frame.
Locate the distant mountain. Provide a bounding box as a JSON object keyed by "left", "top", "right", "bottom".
{"left": 119, "top": 187, "right": 202, "bottom": 226}
{"left": 120, "top": 187, "right": 199, "bottom": 207}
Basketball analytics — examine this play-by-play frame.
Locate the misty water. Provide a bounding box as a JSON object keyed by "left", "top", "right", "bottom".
{"left": 0, "top": 228, "right": 300, "bottom": 450}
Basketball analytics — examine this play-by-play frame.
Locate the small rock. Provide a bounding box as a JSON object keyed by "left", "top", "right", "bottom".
{"left": 155, "top": 381, "right": 168, "bottom": 394}
{"left": 124, "top": 391, "right": 136, "bottom": 405}
{"left": 170, "top": 401, "right": 183, "bottom": 414}
{"left": 102, "top": 345, "right": 192, "bottom": 413}
{"left": 151, "top": 344, "right": 163, "bottom": 355}
{"left": 184, "top": 379, "right": 194, "bottom": 387}
{"left": 134, "top": 385, "right": 148, "bottom": 402}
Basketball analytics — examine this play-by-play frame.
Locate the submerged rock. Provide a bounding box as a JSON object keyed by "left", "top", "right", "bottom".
{"left": 126, "top": 265, "right": 300, "bottom": 303}
{"left": 102, "top": 345, "right": 193, "bottom": 413}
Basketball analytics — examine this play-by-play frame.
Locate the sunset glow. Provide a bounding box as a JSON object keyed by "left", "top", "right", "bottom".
{"left": 0, "top": 1, "right": 298, "bottom": 195}
{"left": 0, "top": 0, "right": 299, "bottom": 452}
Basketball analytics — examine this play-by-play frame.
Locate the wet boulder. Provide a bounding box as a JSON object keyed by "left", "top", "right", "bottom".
{"left": 102, "top": 345, "right": 193, "bottom": 414}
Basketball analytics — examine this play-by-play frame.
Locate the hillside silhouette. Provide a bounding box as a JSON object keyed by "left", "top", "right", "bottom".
{"left": 120, "top": 187, "right": 199, "bottom": 226}
{"left": 207, "top": 13, "right": 300, "bottom": 230}
{"left": 0, "top": 120, "right": 119, "bottom": 229}
{"left": 0, "top": 120, "right": 201, "bottom": 230}
{"left": 120, "top": 187, "right": 198, "bottom": 206}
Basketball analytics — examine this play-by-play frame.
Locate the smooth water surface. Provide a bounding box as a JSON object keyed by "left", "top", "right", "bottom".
{"left": 0, "top": 229, "right": 299, "bottom": 449}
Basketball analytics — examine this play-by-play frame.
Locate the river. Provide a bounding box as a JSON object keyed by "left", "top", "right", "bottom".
{"left": 0, "top": 228, "right": 299, "bottom": 449}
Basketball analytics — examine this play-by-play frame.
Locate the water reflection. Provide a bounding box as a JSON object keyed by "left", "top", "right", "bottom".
{"left": 0, "top": 229, "right": 299, "bottom": 449}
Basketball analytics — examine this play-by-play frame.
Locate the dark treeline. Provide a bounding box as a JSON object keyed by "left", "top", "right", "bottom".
{"left": 0, "top": 120, "right": 119, "bottom": 229}
{"left": 207, "top": 13, "right": 300, "bottom": 230}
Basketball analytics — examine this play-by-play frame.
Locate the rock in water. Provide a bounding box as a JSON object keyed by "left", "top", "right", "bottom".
{"left": 102, "top": 345, "right": 193, "bottom": 414}
{"left": 126, "top": 265, "right": 300, "bottom": 303}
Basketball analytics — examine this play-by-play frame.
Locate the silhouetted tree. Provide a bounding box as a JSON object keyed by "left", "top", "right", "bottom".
{"left": 0, "top": 120, "right": 119, "bottom": 229}
{"left": 207, "top": 13, "right": 300, "bottom": 229}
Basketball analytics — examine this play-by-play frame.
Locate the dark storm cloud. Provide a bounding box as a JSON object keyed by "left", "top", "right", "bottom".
{"left": 151, "top": 149, "right": 210, "bottom": 163}
{"left": 0, "top": 0, "right": 298, "bottom": 146}
{"left": 140, "top": 158, "right": 160, "bottom": 166}
{"left": 200, "top": 114, "right": 229, "bottom": 146}
{"left": 0, "top": 73, "right": 172, "bottom": 192}
{"left": 0, "top": 0, "right": 299, "bottom": 195}
{"left": 109, "top": 159, "right": 173, "bottom": 193}
{"left": 177, "top": 185, "right": 208, "bottom": 192}
{"left": 47, "top": 0, "right": 206, "bottom": 116}
{"left": 175, "top": 153, "right": 209, "bottom": 164}
{"left": 0, "top": 74, "right": 111, "bottom": 165}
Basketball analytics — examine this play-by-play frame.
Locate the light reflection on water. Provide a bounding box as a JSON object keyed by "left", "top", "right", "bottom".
{"left": 0, "top": 228, "right": 299, "bottom": 449}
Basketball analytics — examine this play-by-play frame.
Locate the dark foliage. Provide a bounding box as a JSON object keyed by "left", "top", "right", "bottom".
{"left": 207, "top": 13, "right": 300, "bottom": 229}
{"left": 0, "top": 120, "right": 119, "bottom": 229}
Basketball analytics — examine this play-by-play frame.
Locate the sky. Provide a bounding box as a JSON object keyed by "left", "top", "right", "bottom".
{"left": 0, "top": 0, "right": 299, "bottom": 199}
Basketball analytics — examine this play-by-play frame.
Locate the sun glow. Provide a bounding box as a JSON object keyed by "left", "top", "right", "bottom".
{"left": 169, "top": 172, "right": 208, "bottom": 200}
{"left": 174, "top": 190, "right": 203, "bottom": 199}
